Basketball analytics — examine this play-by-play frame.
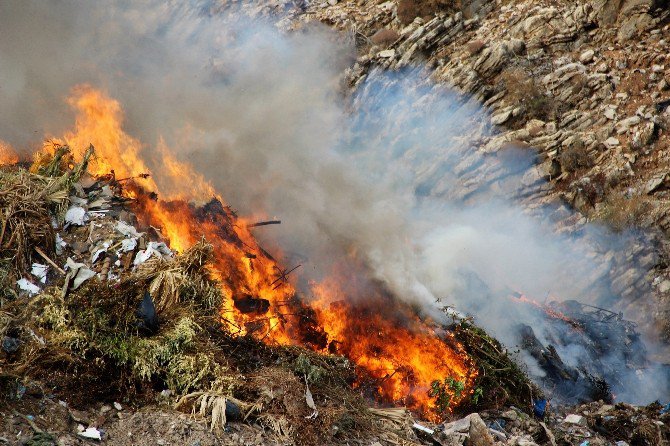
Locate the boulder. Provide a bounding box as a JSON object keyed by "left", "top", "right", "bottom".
{"left": 592, "top": 0, "right": 655, "bottom": 41}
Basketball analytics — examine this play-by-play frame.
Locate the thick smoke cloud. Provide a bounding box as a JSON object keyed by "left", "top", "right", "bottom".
{"left": 0, "top": 1, "right": 666, "bottom": 403}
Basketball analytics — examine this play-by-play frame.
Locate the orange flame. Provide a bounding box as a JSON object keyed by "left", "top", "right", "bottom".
{"left": 6, "top": 85, "right": 478, "bottom": 419}
{"left": 0, "top": 140, "right": 19, "bottom": 165}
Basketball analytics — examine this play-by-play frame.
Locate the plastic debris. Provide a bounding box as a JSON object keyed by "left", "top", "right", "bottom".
{"left": 64, "top": 257, "right": 97, "bottom": 290}
{"left": 134, "top": 242, "right": 172, "bottom": 266}
{"left": 136, "top": 292, "right": 159, "bottom": 334}
{"left": 91, "top": 241, "right": 110, "bottom": 263}
{"left": 1, "top": 336, "right": 20, "bottom": 353}
{"left": 533, "top": 398, "right": 548, "bottom": 419}
{"left": 121, "top": 237, "right": 138, "bottom": 252}
{"left": 17, "top": 278, "right": 40, "bottom": 296}
{"left": 304, "top": 377, "right": 318, "bottom": 420}
{"left": 564, "top": 414, "right": 587, "bottom": 426}
{"left": 65, "top": 206, "right": 87, "bottom": 226}
{"left": 31, "top": 263, "right": 49, "bottom": 283}
{"left": 78, "top": 426, "right": 102, "bottom": 440}
{"left": 412, "top": 423, "right": 435, "bottom": 435}
{"left": 116, "top": 221, "right": 143, "bottom": 238}
{"left": 55, "top": 233, "right": 67, "bottom": 255}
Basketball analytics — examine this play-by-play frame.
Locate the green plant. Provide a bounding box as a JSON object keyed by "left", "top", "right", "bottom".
{"left": 429, "top": 377, "right": 465, "bottom": 413}
{"left": 471, "top": 387, "right": 484, "bottom": 405}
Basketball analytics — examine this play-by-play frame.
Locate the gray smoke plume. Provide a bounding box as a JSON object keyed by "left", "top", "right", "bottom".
{"left": 0, "top": 0, "right": 667, "bottom": 404}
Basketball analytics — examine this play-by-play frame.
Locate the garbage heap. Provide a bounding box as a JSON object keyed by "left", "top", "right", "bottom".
{"left": 0, "top": 145, "right": 668, "bottom": 445}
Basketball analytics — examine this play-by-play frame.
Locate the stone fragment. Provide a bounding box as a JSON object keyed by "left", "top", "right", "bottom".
{"left": 616, "top": 116, "right": 641, "bottom": 134}
{"left": 442, "top": 416, "right": 472, "bottom": 435}
{"left": 377, "top": 49, "right": 395, "bottom": 58}
{"left": 580, "top": 49, "right": 595, "bottom": 63}
{"left": 491, "top": 110, "right": 512, "bottom": 125}
{"left": 645, "top": 174, "right": 668, "bottom": 194}
{"left": 639, "top": 121, "right": 656, "bottom": 145}
{"left": 468, "top": 413, "right": 494, "bottom": 446}
{"left": 604, "top": 137, "right": 620, "bottom": 147}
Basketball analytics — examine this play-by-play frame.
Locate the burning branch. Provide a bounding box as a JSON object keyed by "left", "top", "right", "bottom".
{"left": 271, "top": 264, "right": 301, "bottom": 290}
{"left": 247, "top": 220, "right": 281, "bottom": 228}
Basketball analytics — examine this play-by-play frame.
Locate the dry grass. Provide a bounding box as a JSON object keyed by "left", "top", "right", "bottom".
{"left": 594, "top": 192, "right": 652, "bottom": 231}
{"left": 397, "top": 0, "right": 459, "bottom": 25}
{"left": 500, "top": 68, "right": 554, "bottom": 121}
{"left": 559, "top": 139, "right": 592, "bottom": 172}
{"left": 466, "top": 39, "right": 486, "bottom": 55}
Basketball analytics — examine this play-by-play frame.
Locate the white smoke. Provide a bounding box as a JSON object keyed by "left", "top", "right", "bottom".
{"left": 0, "top": 0, "right": 666, "bottom": 403}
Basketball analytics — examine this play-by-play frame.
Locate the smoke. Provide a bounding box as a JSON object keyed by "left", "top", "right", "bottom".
{"left": 0, "top": 1, "right": 667, "bottom": 403}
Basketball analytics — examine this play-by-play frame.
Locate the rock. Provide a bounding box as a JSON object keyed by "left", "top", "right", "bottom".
{"left": 645, "top": 174, "right": 668, "bottom": 194}
{"left": 652, "top": 64, "right": 664, "bottom": 73}
{"left": 377, "top": 49, "right": 395, "bottom": 58}
{"left": 473, "top": 42, "right": 512, "bottom": 77}
{"left": 468, "top": 413, "right": 495, "bottom": 446}
{"left": 563, "top": 414, "right": 587, "bottom": 426}
{"left": 443, "top": 416, "right": 472, "bottom": 435}
{"left": 580, "top": 49, "right": 595, "bottom": 63}
{"left": 491, "top": 110, "right": 512, "bottom": 125}
{"left": 639, "top": 121, "right": 656, "bottom": 145}
{"left": 659, "top": 280, "right": 670, "bottom": 293}
{"left": 616, "top": 116, "right": 641, "bottom": 134}
{"left": 604, "top": 136, "right": 620, "bottom": 147}
{"left": 370, "top": 28, "right": 399, "bottom": 46}
{"left": 659, "top": 79, "right": 669, "bottom": 91}
{"left": 604, "top": 107, "right": 616, "bottom": 120}
{"left": 327, "top": 0, "right": 337, "bottom": 5}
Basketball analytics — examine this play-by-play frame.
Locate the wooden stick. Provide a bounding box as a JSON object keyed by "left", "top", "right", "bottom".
{"left": 247, "top": 220, "right": 281, "bottom": 228}
{"left": 34, "top": 246, "right": 66, "bottom": 275}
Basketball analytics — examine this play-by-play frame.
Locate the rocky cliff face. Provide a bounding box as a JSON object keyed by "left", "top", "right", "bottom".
{"left": 258, "top": 0, "right": 670, "bottom": 348}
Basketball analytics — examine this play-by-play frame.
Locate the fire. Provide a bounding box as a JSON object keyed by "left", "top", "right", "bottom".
{"left": 312, "top": 276, "right": 476, "bottom": 413}
{"left": 12, "top": 85, "right": 478, "bottom": 419}
{"left": 511, "top": 292, "right": 583, "bottom": 331}
{"left": 0, "top": 140, "right": 19, "bottom": 165}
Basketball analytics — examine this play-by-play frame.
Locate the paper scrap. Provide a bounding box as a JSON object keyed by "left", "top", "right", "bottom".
{"left": 31, "top": 263, "right": 49, "bottom": 283}
{"left": 64, "top": 258, "right": 97, "bottom": 289}
{"left": 134, "top": 242, "right": 173, "bottom": 266}
{"left": 78, "top": 426, "right": 102, "bottom": 440}
{"left": 116, "top": 221, "right": 143, "bottom": 238}
{"left": 55, "top": 233, "right": 67, "bottom": 255}
{"left": 65, "top": 206, "right": 87, "bottom": 226}
{"left": 17, "top": 278, "right": 40, "bottom": 296}
{"left": 121, "top": 237, "right": 138, "bottom": 252}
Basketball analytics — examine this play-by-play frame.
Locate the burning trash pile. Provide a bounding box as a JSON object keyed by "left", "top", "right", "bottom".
{"left": 1, "top": 143, "right": 667, "bottom": 445}
{"left": 0, "top": 142, "right": 543, "bottom": 445}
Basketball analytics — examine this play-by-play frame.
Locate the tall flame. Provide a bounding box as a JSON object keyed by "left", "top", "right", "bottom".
{"left": 35, "top": 85, "right": 478, "bottom": 419}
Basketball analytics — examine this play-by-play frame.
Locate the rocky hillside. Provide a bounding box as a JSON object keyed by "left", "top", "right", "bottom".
{"left": 252, "top": 0, "right": 670, "bottom": 347}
